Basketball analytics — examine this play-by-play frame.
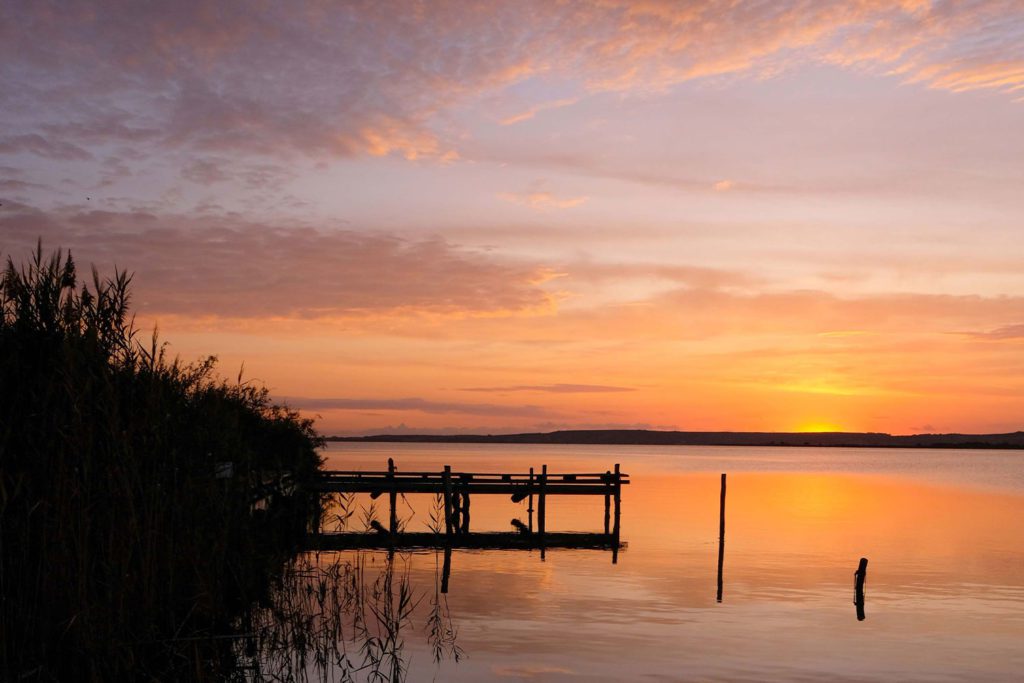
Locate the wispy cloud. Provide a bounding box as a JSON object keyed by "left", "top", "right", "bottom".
{"left": 461, "top": 383, "right": 634, "bottom": 393}
{"left": 281, "top": 396, "right": 558, "bottom": 419}
{"left": 497, "top": 190, "right": 588, "bottom": 210}
{"left": 500, "top": 97, "right": 580, "bottom": 125}
{"left": 965, "top": 323, "right": 1024, "bottom": 340}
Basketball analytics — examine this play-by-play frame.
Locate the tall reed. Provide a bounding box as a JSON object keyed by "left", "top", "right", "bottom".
{"left": 0, "top": 245, "right": 323, "bottom": 680}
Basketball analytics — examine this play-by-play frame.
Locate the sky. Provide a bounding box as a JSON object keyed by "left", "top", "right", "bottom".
{"left": 2, "top": 0, "right": 1023, "bottom": 435}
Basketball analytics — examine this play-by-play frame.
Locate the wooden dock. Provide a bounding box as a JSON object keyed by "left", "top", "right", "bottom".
{"left": 308, "top": 459, "right": 629, "bottom": 558}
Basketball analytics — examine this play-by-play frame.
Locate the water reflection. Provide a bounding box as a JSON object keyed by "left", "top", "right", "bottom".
{"left": 231, "top": 549, "right": 461, "bottom": 682}
{"left": 227, "top": 445, "right": 1024, "bottom": 681}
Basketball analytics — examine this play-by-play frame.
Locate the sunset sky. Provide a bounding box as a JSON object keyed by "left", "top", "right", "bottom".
{"left": 2, "top": 1, "right": 1023, "bottom": 435}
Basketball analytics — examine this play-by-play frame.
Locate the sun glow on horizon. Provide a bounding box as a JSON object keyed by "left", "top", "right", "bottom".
{"left": 795, "top": 422, "right": 846, "bottom": 433}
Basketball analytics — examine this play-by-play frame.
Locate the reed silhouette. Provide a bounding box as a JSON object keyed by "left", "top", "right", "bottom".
{"left": 0, "top": 245, "right": 323, "bottom": 680}
{"left": 229, "top": 550, "right": 461, "bottom": 682}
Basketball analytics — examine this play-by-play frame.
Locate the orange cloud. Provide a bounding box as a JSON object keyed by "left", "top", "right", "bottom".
{"left": 497, "top": 190, "right": 588, "bottom": 210}
{"left": 500, "top": 97, "right": 580, "bottom": 125}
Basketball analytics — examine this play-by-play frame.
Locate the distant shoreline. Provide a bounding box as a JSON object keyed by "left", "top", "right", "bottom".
{"left": 324, "top": 429, "right": 1024, "bottom": 450}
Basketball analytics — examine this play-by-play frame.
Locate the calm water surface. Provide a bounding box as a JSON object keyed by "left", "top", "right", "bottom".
{"left": 282, "top": 443, "right": 1024, "bottom": 682}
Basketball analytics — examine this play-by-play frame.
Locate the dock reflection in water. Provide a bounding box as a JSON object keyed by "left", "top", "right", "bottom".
{"left": 230, "top": 445, "right": 1024, "bottom": 682}
{"left": 231, "top": 539, "right": 624, "bottom": 681}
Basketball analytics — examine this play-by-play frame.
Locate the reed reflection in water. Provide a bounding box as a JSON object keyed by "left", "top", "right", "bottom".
{"left": 231, "top": 549, "right": 462, "bottom": 682}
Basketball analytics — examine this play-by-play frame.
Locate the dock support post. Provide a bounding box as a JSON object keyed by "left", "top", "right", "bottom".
{"left": 538, "top": 464, "right": 547, "bottom": 546}
{"left": 388, "top": 457, "right": 398, "bottom": 536}
{"left": 528, "top": 467, "right": 535, "bottom": 533}
{"left": 452, "top": 489, "right": 462, "bottom": 533}
{"left": 442, "top": 465, "right": 453, "bottom": 537}
{"left": 854, "top": 557, "right": 868, "bottom": 621}
{"left": 604, "top": 469, "right": 611, "bottom": 535}
{"left": 461, "top": 489, "right": 471, "bottom": 533}
{"left": 612, "top": 463, "right": 621, "bottom": 564}
{"left": 717, "top": 473, "right": 726, "bottom": 602}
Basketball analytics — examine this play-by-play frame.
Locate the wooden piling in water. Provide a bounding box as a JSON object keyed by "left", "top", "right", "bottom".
{"left": 538, "top": 464, "right": 547, "bottom": 541}
{"left": 854, "top": 557, "right": 868, "bottom": 621}
{"left": 388, "top": 457, "right": 398, "bottom": 536}
{"left": 528, "top": 467, "right": 534, "bottom": 533}
{"left": 461, "top": 488, "right": 471, "bottom": 533}
{"left": 442, "top": 465, "right": 453, "bottom": 536}
{"left": 603, "top": 469, "right": 611, "bottom": 535}
{"left": 612, "top": 463, "right": 621, "bottom": 564}
{"left": 717, "top": 473, "right": 726, "bottom": 602}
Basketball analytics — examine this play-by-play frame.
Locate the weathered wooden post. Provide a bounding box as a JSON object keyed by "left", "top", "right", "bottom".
{"left": 854, "top": 557, "right": 868, "bottom": 621}
{"left": 604, "top": 469, "right": 612, "bottom": 535}
{"left": 388, "top": 457, "right": 398, "bottom": 536}
{"left": 442, "top": 465, "right": 453, "bottom": 537}
{"left": 528, "top": 467, "right": 535, "bottom": 533}
{"left": 613, "top": 463, "right": 622, "bottom": 534}
{"left": 717, "top": 473, "right": 726, "bottom": 602}
{"left": 538, "top": 464, "right": 547, "bottom": 541}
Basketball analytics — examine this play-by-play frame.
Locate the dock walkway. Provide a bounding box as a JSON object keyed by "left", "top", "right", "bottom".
{"left": 309, "top": 459, "right": 628, "bottom": 555}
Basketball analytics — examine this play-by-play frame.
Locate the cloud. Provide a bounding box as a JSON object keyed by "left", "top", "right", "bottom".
{"left": 180, "top": 158, "right": 231, "bottom": 184}
{"left": 180, "top": 157, "right": 296, "bottom": 190}
{"left": 497, "top": 190, "right": 588, "bottom": 210}
{"left": 4, "top": 0, "right": 1021, "bottom": 178}
{"left": 966, "top": 323, "right": 1024, "bottom": 340}
{"left": 0, "top": 203, "right": 557, "bottom": 321}
{"left": 461, "top": 383, "right": 634, "bottom": 393}
{"left": 562, "top": 262, "right": 762, "bottom": 289}
{"left": 0, "top": 134, "right": 93, "bottom": 161}
{"left": 0, "top": 178, "right": 45, "bottom": 193}
{"left": 280, "top": 396, "right": 557, "bottom": 419}
{"left": 403, "top": 282, "right": 1024, "bottom": 346}
{"left": 500, "top": 97, "right": 580, "bottom": 125}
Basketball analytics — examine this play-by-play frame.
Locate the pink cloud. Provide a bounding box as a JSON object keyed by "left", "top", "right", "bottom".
{"left": 0, "top": 203, "right": 556, "bottom": 320}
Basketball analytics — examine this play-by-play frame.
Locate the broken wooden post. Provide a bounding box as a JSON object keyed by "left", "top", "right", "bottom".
{"left": 388, "top": 457, "right": 398, "bottom": 536}
{"left": 717, "top": 473, "right": 726, "bottom": 602}
{"left": 442, "top": 465, "right": 453, "bottom": 537}
{"left": 854, "top": 557, "right": 868, "bottom": 621}
{"left": 528, "top": 466, "right": 535, "bottom": 533}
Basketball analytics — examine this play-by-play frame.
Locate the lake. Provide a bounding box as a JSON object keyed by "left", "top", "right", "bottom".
{"left": 254, "top": 442, "right": 1024, "bottom": 681}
